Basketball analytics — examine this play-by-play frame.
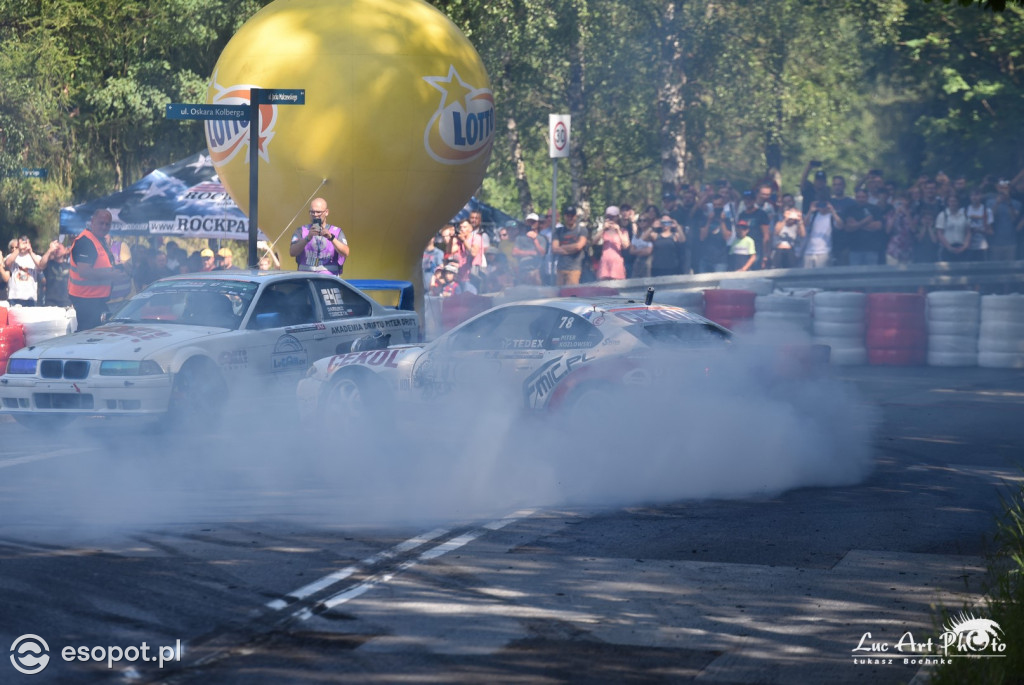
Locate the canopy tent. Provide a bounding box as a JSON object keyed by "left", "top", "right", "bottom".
{"left": 59, "top": 151, "right": 518, "bottom": 248}
{"left": 59, "top": 152, "right": 267, "bottom": 242}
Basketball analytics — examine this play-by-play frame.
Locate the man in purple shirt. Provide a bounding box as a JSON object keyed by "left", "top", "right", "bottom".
{"left": 289, "top": 197, "right": 350, "bottom": 274}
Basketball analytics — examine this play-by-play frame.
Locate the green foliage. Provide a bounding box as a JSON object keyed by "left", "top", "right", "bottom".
{"left": 930, "top": 480, "right": 1024, "bottom": 684}
{"left": 2, "top": 0, "right": 1022, "bottom": 243}
{"left": 0, "top": 0, "right": 271, "bottom": 245}
{"left": 886, "top": 2, "right": 1024, "bottom": 180}
{"left": 927, "top": 0, "right": 1024, "bottom": 12}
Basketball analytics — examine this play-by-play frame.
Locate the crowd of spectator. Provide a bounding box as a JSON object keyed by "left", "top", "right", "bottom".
{"left": 424, "top": 165, "right": 1024, "bottom": 295}
{"left": 0, "top": 236, "right": 282, "bottom": 307}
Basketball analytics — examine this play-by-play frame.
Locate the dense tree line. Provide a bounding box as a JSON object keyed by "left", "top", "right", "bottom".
{"left": 1, "top": 0, "right": 1021, "bottom": 243}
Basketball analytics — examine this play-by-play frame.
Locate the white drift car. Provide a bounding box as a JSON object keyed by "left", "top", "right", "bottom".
{"left": 0, "top": 271, "right": 418, "bottom": 426}
{"left": 297, "top": 297, "right": 755, "bottom": 416}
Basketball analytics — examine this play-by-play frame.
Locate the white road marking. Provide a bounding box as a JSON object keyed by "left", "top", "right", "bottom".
{"left": 0, "top": 448, "right": 82, "bottom": 470}
{"left": 306, "top": 509, "right": 536, "bottom": 619}
{"left": 319, "top": 561, "right": 416, "bottom": 611}
{"left": 266, "top": 527, "right": 450, "bottom": 610}
{"left": 419, "top": 531, "right": 485, "bottom": 560}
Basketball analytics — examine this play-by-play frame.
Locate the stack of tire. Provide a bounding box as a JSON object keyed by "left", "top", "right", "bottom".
{"left": 753, "top": 294, "right": 812, "bottom": 336}
{"left": 703, "top": 289, "right": 756, "bottom": 332}
{"left": 926, "top": 291, "right": 980, "bottom": 367}
{"left": 7, "top": 306, "right": 77, "bottom": 347}
{"left": 866, "top": 293, "right": 926, "bottom": 366}
{"left": 651, "top": 290, "right": 705, "bottom": 315}
{"left": 811, "top": 292, "right": 867, "bottom": 365}
{"left": 978, "top": 294, "right": 1024, "bottom": 369}
{"left": 0, "top": 308, "right": 26, "bottom": 375}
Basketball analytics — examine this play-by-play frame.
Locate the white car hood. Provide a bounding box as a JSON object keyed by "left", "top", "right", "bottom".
{"left": 13, "top": 323, "right": 226, "bottom": 360}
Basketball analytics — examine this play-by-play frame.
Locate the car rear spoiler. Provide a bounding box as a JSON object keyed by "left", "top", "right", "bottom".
{"left": 347, "top": 279, "right": 415, "bottom": 311}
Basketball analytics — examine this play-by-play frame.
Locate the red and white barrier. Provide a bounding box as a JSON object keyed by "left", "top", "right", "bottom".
{"left": 703, "top": 289, "right": 756, "bottom": 331}
{"left": 865, "top": 293, "right": 926, "bottom": 366}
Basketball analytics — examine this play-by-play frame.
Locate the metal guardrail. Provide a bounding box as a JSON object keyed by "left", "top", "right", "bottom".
{"left": 605, "top": 260, "right": 1024, "bottom": 295}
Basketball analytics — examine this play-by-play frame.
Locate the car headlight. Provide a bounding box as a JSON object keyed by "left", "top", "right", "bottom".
{"left": 6, "top": 358, "right": 37, "bottom": 374}
{"left": 99, "top": 360, "right": 164, "bottom": 376}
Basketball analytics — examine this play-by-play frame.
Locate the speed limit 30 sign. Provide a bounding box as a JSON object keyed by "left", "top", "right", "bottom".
{"left": 549, "top": 114, "right": 571, "bottom": 158}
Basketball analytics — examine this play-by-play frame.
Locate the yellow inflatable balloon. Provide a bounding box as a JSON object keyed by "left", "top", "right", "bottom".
{"left": 205, "top": 0, "right": 494, "bottom": 281}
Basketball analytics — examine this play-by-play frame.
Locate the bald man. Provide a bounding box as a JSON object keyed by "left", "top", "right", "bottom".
{"left": 69, "top": 209, "right": 131, "bottom": 330}
{"left": 289, "top": 197, "right": 350, "bottom": 275}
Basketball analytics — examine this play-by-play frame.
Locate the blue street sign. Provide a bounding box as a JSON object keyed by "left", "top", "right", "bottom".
{"left": 165, "top": 103, "right": 249, "bottom": 121}
{"left": 20, "top": 168, "right": 47, "bottom": 179}
{"left": 256, "top": 89, "right": 305, "bottom": 105}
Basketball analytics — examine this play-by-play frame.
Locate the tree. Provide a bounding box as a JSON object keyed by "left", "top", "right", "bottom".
{"left": 891, "top": 3, "right": 1024, "bottom": 175}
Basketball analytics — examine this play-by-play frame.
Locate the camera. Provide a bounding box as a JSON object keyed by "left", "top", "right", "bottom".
{"left": 810, "top": 160, "right": 822, "bottom": 167}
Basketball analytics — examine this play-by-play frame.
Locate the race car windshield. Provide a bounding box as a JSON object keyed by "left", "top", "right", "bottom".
{"left": 628, "top": 322, "right": 732, "bottom": 348}
{"left": 109, "top": 279, "right": 258, "bottom": 329}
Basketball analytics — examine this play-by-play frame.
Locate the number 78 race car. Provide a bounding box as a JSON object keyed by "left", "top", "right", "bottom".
{"left": 297, "top": 296, "right": 831, "bottom": 417}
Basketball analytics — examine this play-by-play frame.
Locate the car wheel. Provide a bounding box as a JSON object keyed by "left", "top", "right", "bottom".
{"left": 13, "top": 414, "right": 75, "bottom": 431}
{"left": 168, "top": 358, "right": 226, "bottom": 428}
{"left": 562, "top": 382, "right": 612, "bottom": 420}
{"left": 319, "top": 369, "right": 389, "bottom": 424}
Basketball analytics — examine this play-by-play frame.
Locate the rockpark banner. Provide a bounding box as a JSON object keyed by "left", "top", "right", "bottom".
{"left": 59, "top": 152, "right": 266, "bottom": 241}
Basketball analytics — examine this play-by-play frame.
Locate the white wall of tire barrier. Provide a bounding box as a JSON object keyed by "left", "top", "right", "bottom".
{"left": 926, "top": 291, "right": 979, "bottom": 367}
{"left": 979, "top": 294, "right": 1024, "bottom": 368}
{"left": 812, "top": 292, "right": 867, "bottom": 366}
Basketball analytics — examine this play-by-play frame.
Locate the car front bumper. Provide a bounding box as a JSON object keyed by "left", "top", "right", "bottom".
{"left": 0, "top": 374, "right": 173, "bottom": 416}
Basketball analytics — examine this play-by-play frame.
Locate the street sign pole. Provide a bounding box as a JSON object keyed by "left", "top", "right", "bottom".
{"left": 248, "top": 88, "right": 261, "bottom": 268}
{"left": 166, "top": 89, "right": 304, "bottom": 268}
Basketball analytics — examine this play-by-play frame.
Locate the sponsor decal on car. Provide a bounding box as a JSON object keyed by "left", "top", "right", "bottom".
{"left": 272, "top": 334, "right": 307, "bottom": 373}
{"left": 90, "top": 325, "right": 173, "bottom": 342}
{"left": 330, "top": 318, "right": 417, "bottom": 335}
{"left": 523, "top": 353, "right": 594, "bottom": 406}
{"left": 218, "top": 349, "right": 248, "bottom": 369}
{"left": 327, "top": 349, "right": 402, "bottom": 372}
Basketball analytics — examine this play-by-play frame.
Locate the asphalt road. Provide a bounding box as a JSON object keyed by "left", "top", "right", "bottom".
{"left": 1, "top": 365, "right": 1021, "bottom": 684}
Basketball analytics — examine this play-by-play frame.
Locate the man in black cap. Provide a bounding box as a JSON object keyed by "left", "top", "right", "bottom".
{"left": 736, "top": 190, "right": 771, "bottom": 270}
{"left": 800, "top": 160, "right": 831, "bottom": 214}
{"left": 551, "top": 204, "right": 588, "bottom": 285}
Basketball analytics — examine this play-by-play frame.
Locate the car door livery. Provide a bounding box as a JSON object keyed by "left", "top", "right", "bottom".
{"left": 315, "top": 277, "right": 418, "bottom": 351}
{"left": 245, "top": 279, "right": 325, "bottom": 384}
{"left": 523, "top": 308, "right": 604, "bottom": 408}
{"left": 413, "top": 305, "right": 569, "bottom": 403}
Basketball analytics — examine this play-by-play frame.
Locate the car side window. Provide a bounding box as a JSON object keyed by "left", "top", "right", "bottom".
{"left": 448, "top": 307, "right": 560, "bottom": 351}
{"left": 248, "top": 280, "right": 319, "bottom": 329}
{"left": 315, "top": 279, "right": 373, "bottom": 320}
{"left": 545, "top": 311, "right": 603, "bottom": 350}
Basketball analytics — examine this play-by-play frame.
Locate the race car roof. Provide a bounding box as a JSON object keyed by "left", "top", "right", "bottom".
{"left": 158, "top": 270, "right": 348, "bottom": 287}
